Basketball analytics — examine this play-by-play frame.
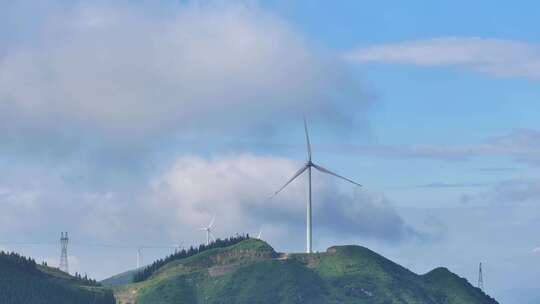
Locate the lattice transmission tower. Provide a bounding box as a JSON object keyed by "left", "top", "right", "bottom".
{"left": 477, "top": 262, "right": 484, "bottom": 291}
{"left": 59, "top": 232, "right": 69, "bottom": 274}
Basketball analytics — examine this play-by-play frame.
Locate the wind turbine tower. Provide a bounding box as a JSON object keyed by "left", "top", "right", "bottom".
{"left": 59, "top": 232, "right": 69, "bottom": 273}
{"left": 272, "top": 117, "right": 362, "bottom": 253}
{"left": 478, "top": 262, "right": 484, "bottom": 291}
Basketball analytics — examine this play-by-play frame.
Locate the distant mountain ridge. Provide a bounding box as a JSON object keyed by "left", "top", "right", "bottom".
{"left": 108, "top": 239, "right": 499, "bottom": 304}
{"left": 101, "top": 268, "right": 140, "bottom": 287}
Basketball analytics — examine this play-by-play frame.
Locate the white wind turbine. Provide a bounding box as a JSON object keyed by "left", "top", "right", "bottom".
{"left": 198, "top": 216, "right": 216, "bottom": 246}
{"left": 271, "top": 117, "right": 362, "bottom": 253}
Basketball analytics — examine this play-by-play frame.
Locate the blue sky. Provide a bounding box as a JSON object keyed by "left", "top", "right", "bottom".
{"left": 1, "top": 1, "right": 540, "bottom": 303}
{"left": 267, "top": 0, "right": 540, "bottom": 44}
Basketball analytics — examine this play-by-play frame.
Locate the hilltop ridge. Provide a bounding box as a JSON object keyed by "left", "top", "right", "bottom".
{"left": 108, "top": 238, "right": 499, "bottom": 304}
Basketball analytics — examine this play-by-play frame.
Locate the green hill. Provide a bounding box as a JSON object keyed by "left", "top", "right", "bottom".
{"left": 0, "top": 251, "right": 115, "bottom": 304}
{"left": 111, "top": 239, "right": 499, "bottom": 304}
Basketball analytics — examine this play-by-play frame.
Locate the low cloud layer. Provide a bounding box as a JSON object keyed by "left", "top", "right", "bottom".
{"left": 345, "top": 37, "right": 540, "bottom": 79}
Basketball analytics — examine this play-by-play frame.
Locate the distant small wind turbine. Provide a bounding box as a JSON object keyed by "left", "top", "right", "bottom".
{"left": 174, "top": 242, "right": 184, "bottom": 254}
{"left": 137, "top": 244, "right": 179, "bottom": 268}
{"left": 257, "top": 228, "right": 262, "bottom": 240}
{"left": 198, "top": 216, "right": 216, "bottom": 246}
{"left": 136, "top": 247, "right": 143, "bottom": 269}
{"left": 271, "top": 117, "right": 362, "bottom": 253}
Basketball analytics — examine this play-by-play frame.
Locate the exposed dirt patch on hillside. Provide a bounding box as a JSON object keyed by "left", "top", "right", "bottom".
{"left": 114, "top": 287, "right": 139, "bottom": 304}
{"left": 208, "top": 264, "right": 237, "bottom": 277}
{"left": 210, "top": 249, "right": 275, "bottom": 265}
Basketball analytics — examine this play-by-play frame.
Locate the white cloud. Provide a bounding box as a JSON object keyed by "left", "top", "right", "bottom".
{"left": 0, "top": 154, "right": 419, "bottom": 255}
{"left": 533, "top": 247, "right": 540, "bottom": 254}
{"left": 0, "top": 1, "right": 368, "bottom": 154}
{"left": 148, "top": 154, "right": 304, "bottom": 228}
{"left": 0, "top": 187, "right": 40, "bottom": 230}
{"left": 345, "top": 37, "right": 540, "bottom": 79}
{"left": 146, "top": 154, "right": 420, "bottom": 247}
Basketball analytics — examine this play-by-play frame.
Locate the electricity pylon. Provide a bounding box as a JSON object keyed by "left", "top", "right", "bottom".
{"left": 478, "top": 262, "right": 484, "bottom": 291}
{"left": 59, "top": 232, "right": 69, "bottom": 274}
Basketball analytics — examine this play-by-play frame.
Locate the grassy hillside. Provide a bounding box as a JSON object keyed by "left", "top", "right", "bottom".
{"left": 424, "top": 267, "right": 491, "bottom": 304}
{"left": 0, "top": 251, "right": 115, "bottom": 304}
{"left": 111, "top": 239, "right": 499, "bottom": 304}
{"left": 101, "top": 268, "right": 140, "bottom": 286}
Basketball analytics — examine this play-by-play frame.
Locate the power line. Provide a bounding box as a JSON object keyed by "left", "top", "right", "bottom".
{"left": 0, "top": 241, "right": 178, "bottom": 249}
{"left": 1, "top": 238, "right": 181, "bottom": 271}
{"left": 70, "top": 243, "right": 136, "bottom": 249}
{"left": 0, "top": 241, "right": 57, "bottom": 246}
{"left": 1, "top": 237, "right": 181, "bottom": 272}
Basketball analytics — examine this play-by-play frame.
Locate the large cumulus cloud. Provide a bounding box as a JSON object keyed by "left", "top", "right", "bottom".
{"left": 0, "top": 0, "right": 370, "bottom": 158}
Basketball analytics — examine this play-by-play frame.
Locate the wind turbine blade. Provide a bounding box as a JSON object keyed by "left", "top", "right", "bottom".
{"left": 303, "top": 115, "right": 312, "bottom": 161}
{"left": 208, "top": 215, "right": 215, "bottom": 228}
{"left": 270, "top": 165, "right": 308, "bottom": 198}
{"left": 209, "top": 232, "right": 216, "bottom": 241}
{"left": 312, "top": 163, "right": 362, "bottom": 187}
